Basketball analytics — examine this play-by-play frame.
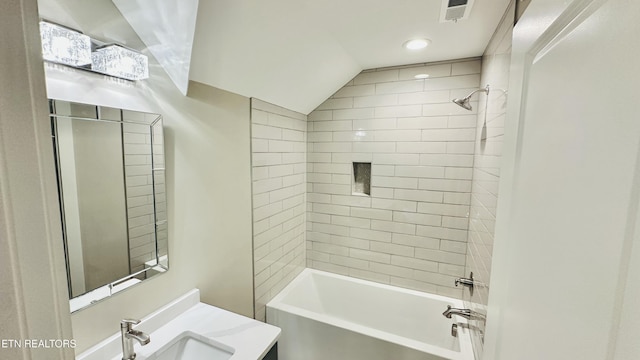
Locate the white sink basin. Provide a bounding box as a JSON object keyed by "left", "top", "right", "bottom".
{"left": 76, "top": 291, "right": 280, "bottom": 360}
{"left": 147, "top": 331, "right": 235, "bottom": 360}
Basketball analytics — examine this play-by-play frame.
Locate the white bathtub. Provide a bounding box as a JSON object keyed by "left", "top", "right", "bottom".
{"left": 266, "top": 269, "right": 474, "bottom": 360}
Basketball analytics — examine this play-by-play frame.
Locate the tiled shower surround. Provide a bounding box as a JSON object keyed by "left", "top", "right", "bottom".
{"left": 251, "top": 99, "right": 307, "bottom": 321}
{"left": 464, "top": 2, "right": 514, "bottom": 358}
{"left": 306, "top": 59, "right": 482, "bottom": 298}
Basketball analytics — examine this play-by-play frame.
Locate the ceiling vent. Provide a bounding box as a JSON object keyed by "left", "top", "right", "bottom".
{"left": 440, "top": 0, "right": 476, "bottom": 23}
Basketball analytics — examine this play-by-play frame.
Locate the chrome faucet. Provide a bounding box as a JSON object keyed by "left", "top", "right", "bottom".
{"left": 442, "top": 305, "right": 486, "bottom": 321}
{"left": 120, "top": 319, "right": 150, "bottom": 360}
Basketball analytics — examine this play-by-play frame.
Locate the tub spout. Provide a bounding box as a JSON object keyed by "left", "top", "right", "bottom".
{"left": 442, "top": 305, "right": 485, "bottom": 321}
{"left": 442, "top": 305, "right": 470, "bottom": 319}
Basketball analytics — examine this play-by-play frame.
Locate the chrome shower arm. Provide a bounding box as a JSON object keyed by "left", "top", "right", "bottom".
{"left": 452, "top": 85, "right": 491, "bottom": 111}
{"left": 464, "top": 85, "right": 490, "bottom": 100}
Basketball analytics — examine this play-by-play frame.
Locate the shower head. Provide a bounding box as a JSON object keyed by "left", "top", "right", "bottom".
{"left": 452, "top": 85, "right": 490, "bottom": 111}
{"left": 452, "top": 97, "right": 473, "bottom": 111}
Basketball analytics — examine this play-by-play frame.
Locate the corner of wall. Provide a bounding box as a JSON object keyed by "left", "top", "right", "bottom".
{"left": 251, "top": 98, "right": 308, "bottom": 321}
{"left": 463, "top": 1, "right": 515, "bottom": 359}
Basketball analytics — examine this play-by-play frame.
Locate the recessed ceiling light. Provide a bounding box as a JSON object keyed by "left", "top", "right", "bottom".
{"left": 414, "top": 74, "right": 430, "bottom": 79}
{"left": 403, "top": 39, "right": 431, "bottom": 50}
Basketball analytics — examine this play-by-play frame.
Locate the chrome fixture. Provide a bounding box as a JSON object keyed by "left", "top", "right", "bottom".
{"left": 442, "top": 305, "right": 486, "bottom": 321}
{"left": 452, "top": 85, "right": 490, "bottom": 111}
{"left": 455, "top": 272, "right": 475, "bottom": 296}
{"left": 451, "top": 323, "right": 458, "bottom": 337}
{"left": 121, "top": 319, "right": 150, "bottom": 360}
{"left": 39, "top": 19, "right": 149, "bottom": 81}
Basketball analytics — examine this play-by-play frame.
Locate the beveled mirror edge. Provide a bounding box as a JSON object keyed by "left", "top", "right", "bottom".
{"left": 49, "top": 98, "right": 169, "bottom": 313}
{"left": 69, "top": 262, "right": 168, "bottom": 313}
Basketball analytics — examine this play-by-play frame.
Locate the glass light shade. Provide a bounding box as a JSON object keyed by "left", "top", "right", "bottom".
{"left": 39, "top": 21, "right": 92, "bottom": 67}
{"left": 403, "top": 39, "right": 431, "bottom": 50}
{"left": 91, "top": 45, "right": 149, "bottom": 81}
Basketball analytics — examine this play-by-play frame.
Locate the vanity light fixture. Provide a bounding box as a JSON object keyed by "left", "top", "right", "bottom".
{"left": 92, "top": 44, "right": 149, "bottom": 81}
{"left": 403, "top": 38, "right": 431, "bottom": 50}
{"left": 39, "top": 21, "right": 92, "bottom": 67}
{"left": 39, "top": 19, "right": 149, "bottom": 81}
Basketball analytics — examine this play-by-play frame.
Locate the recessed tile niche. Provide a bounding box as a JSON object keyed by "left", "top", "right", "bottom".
{"left": 352, "top": 162, "right": 371, "bottom": 196}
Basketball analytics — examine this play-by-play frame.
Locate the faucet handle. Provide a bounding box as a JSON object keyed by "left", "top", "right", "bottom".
{"left": 455, "top": 272, "right": 475, "bottom": 296}
{"left": 121, "top": 319, "right": 141, "bottom": 331}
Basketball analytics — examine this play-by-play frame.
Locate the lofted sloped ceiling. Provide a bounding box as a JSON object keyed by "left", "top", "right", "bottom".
{"left": 113, "top": 0, "right": 199, "bottom": 96}
{"left": 116, "top": 0, "right": 511, "bottom": 114}
{"left": 190, "top": 0, "right": 511, "bottom": 114}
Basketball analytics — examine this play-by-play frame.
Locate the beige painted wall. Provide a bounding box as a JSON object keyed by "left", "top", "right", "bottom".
{"left": 0, "top": 0, "right": 74, "bottom": 359}
{"left": 71, "top": 120, "right": 130, "bottom": 293}
{"left": 56, "top": 116, "right": 87, "bottom": 296}
{"left": 38, "top": 0, "right": 255, "bottom": 353}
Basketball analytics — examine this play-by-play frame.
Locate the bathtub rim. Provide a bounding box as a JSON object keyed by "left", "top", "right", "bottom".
{"left": 266, "top": 268, "right": 474, "bottom": 360}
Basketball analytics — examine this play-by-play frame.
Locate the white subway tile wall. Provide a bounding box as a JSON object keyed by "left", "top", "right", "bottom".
{"left": 307, "top": 59, "right": 482, "bottom": 297}
{"left": 464, "top": 2, "right": 514, "bottom": 359}
{"left": 123, "top": 121, "right": 166, "bottom": 274}
{"left": 251, "top": 99, "right": 307, "bottom": 322}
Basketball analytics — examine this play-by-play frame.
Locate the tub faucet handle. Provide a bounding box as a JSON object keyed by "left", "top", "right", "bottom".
{"left": 455, "top": 272, "right": 475, "bottom": 296}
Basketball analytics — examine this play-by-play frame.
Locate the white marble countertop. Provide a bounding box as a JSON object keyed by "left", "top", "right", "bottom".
{"left": 134, "top": 302, "right": 280, "bottom": 360}
{"left": 77, "top": 289, "right": 280, "bottom": 360}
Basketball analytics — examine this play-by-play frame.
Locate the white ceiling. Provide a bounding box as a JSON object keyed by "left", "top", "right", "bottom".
{"left": 41, "top": 0, "right": 512, "bottom": 114}
{"left": 188, "top": 0, "right": 511, "bottom": 114}
{"left": 112, "top": 0, "right": 199, "bottom": 96}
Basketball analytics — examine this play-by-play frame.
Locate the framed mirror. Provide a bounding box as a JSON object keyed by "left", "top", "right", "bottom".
{"left": 49, "top": 99, "right": 168, "bottom": 312}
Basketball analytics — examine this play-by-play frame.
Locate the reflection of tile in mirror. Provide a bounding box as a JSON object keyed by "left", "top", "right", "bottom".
{"left": 122, "top": 122, "right": 155, "bottom": 274}
{"left": 352, "top": 162, "right": 371, "bottom": 196}
{"left": 152, "top": 121, "right": 165, "bottom": 167}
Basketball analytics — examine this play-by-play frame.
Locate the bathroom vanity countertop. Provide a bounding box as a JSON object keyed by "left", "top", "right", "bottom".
{"left": 76, "top": 289, "right": 280, "bottom": 360}
{"left": 134, "top": 302, "right": 280, "bottom": 360}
